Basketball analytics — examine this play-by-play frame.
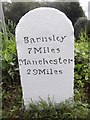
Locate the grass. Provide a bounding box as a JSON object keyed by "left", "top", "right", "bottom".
{"left": 2, "top": 94, "right": 90, "bottom": 119}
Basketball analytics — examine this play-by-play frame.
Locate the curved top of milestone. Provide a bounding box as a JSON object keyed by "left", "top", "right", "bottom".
{"left": 16, "top": 7, "right": 74, "bottom": 36}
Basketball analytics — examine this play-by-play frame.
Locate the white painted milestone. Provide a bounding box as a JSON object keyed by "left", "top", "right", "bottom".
{"left": 16, "top": 7, "right": 74, "bottom": 106}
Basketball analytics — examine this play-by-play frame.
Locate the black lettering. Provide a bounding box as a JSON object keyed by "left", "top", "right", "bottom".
{"left": 43, "top": 58, "right": 48, "bottom": 65}
{"left": 19, "top": 59, "right": 27, "bottom": 65}
{"left": 41, "top": 37, "right": 44, "bottom": 42}
{"left": 51, "top": 48, "right": 55, "bottom": 53}
{"left": 24, "top": 37, "right": 29, "bottom": 43}
{"left": 28, "top": 48, "right": 32, "bottom": 54}
{"left": 63, "top": 59, "right": 67, "bottom": 64}
{"left": 59, "top": 70, "right": 63, "bottom": 74}
{"left": 53, "top": 59, "right": 58, "bottom": 65}
{"left": 44, "top": 37, "right": 48, "bottom": 42}
{"left": 54, "top": 70, "right": 58, "bottom": 74}
{"left": 61, "top": 36, "right": 66, "bottom": 42}
{"left": 27, "top": 60, "right": 31, "bottom": 65}
{"left": 46, "top": 69, "right": 50, "bottom": 74}
{"left": 68, "top": 59, "right": 73, "bottom": 63}
{"left": 48, "top": 37, "right": 52, "bottom": 41}
{"left": 56, "top": 48, "right": 60, "bottom": 53}
{"left": 50, "top": 69, "right": 53, "bottom": 74}
{"left": 32, "top": 60, "right": 37, "bottom": 65}
{"left": 43, "top": 47, "right": 50, "bottom": 53}
{"left": 42, "top": 37, "right": 48, "bottom": 42}
{"left": 38, "top": 69, "right": 46, "bottom": 75}
{"left": 47, "top": 47, "right": 50, "bottom": 53}
{"left": 27, "top": 69, "right": 31, "bottom": 75}
{"left": 68, "top": 59, "right": 71, "bottom": 64}
{"left": 34, "top": 47, "right": 42, "bottom": 54}
{"left": 70, "top": 59, "right": 73, "bottom": 62}
{"left": 33, "top": 69, "right": 38, "bottom": 75}
{"left": 56, "top": 36, "right": 66, "bottom": 42}
{"left": 43, "top": 47, "right": 47, "bottom": 53}
{"left": 38, "top": 60, "right": 42, "bottom": 65}
{"left": 53, "top": 35, "right": 56, "bottom": 41}
{"left": 56, "top": 37, "right": 60, "bottom": 41}
{"left": 59, "top": 57, "right": 62, "bottom": 64}
{"left": 36, "top": 37, "right": 41, "bottom": 42}
{"left": 30, "top": 38, "right": 35, "bottom": 43}
{"left": 49, "top": 60, "right": 53, "bottom": 64}
{"left": 19, "top": 59, "right": 23, "bottom": 65}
